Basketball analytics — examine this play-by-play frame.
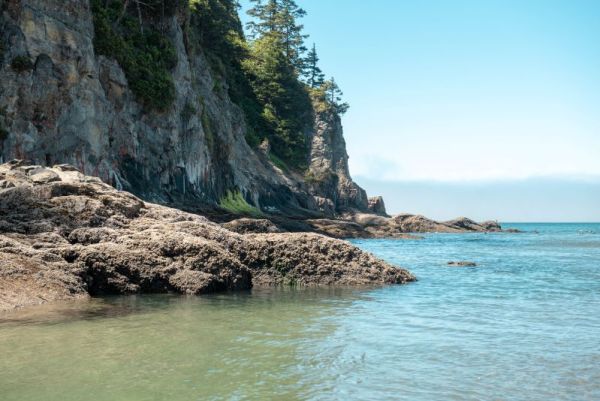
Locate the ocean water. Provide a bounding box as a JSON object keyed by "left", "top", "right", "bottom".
{"left": 1, "top": 223, "right": 599, "bottom": 401}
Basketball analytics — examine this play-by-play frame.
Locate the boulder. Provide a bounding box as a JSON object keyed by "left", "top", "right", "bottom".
{"left": 28, "top": 167, "right": 61, "bottom": 184}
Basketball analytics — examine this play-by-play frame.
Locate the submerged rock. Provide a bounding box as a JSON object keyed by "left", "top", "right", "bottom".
{"left": 446, "top": 261, "right": 478, "bottom": 267}
{"left": 0, "top": 162, "right": 415, "bottom": 311}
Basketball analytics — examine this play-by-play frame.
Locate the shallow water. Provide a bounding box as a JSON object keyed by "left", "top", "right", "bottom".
{"left": 1, "top": 223, "right": 599, "bottom": 400}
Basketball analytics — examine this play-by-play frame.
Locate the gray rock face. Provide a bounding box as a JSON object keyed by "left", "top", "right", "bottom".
{"left": 367, "top": 196, "right": 388, "bottom": 216}
{"left": 0, "top": 161, "right": 415, "bottom": 311}
{"left": 0, "top": 0, "right": 371, "bottom": 217}
{"left": 306, "top": 110, "right": 369, "bottom": 214}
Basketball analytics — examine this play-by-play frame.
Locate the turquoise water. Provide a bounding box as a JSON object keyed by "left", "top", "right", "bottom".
{"left": 1, "top": 223, "right": 599, "bottom": 400}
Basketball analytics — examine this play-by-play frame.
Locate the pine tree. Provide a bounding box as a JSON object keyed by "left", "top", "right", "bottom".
{"left": 246, "top": 0, "right": 307, "bottom": 71}
{"left": 304, "top": 43, "right": 325, "bottom": 88}
{"left": 321, "top": 77, "right": 349, "bottom": 115}
{"left": 242, "top": 34, "right": 312, "bottom": 169}
{"left": 191, "top": 0, "right": 246, "bottom": 61}
{"left": 243, "top": 0, "right": 313, "bottom": 169}
{"left": 278, "top": 0, "right": 307, "bottom": 69}
{"left": 246, "top": 0, "right": 282, "bottom": 39}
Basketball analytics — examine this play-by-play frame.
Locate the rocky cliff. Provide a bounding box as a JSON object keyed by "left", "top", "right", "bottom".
{"left": 0, "top": 0, "right": 370, "bottom": 217}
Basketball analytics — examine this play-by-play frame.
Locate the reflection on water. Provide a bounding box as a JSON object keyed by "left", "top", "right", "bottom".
{"left": 0, "top": 288, "right": 366, "bottom": 401}
{"left": 1, "top": 223, "right": 599, "bottom": 401}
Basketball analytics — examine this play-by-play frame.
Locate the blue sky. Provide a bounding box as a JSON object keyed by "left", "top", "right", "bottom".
{"left": 239, "top": 0, "right": 600, "bottom": 221}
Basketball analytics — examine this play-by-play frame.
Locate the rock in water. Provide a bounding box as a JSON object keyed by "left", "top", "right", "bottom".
{"left": 0, "top": 161, "right": 415, "bottom": 311}
{"left": 447, "top": 261, "right": 478, "bottom": 267}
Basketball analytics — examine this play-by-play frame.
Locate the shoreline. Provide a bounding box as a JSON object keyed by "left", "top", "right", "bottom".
{"left": 0, "top": 161, "right": 415, "bottom": 312}
{"left": 0, "top": 161, "right": 506, "bottom": 312}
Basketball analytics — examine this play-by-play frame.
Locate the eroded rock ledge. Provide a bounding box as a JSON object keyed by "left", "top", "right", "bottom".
{"left": 0, "top": 161, "right": 414, "bottom": 311}
{"left": 222, "top": 210, "right": 505, "bottom": 239}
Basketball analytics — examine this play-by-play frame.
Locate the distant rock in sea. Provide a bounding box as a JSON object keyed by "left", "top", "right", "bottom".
{"left": 447, "top": 261, "right": 478, "bottom": 267}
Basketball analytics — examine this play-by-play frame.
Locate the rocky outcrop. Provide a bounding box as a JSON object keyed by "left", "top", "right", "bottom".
{"left": 367, "top": 196, "right": 388, "bottom": 216}
{"left": 0, "top": 0, "right": 372, "bottom": 218}
{"left": 387, "top": 214, "right": 501, "bottom": 233}
{"left": 444, "top": 217, "right": 502, "bottom": 232}
{"left": 392, "top": 214, "right": 456, "bottom": 233}
{"left": 0, "top": 161, "right": 415, "bottom": 311}
{"left": 305, "top": 109, "right": 369, "bottom": 213}
{"left": 280, "top": 212, "right": 505, "bottom": 239}
{"left": 217, "top": 212, "right": 504, "bottom": 239}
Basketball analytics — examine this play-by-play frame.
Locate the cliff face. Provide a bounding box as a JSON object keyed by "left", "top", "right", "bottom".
{"left": 306, "top": 109, "right": 369, "bottom": 215}
{"left": 0, "top": 0, "right": 370, "bottom": 217}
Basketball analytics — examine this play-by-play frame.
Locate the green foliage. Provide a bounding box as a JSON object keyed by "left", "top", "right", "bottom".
{"left": 200, "top": 107, "right": 215, "bottom": 151}
{"left": 247, "top": 0, "right": 307, "bottom": 70}
{"left": 268, "top": 152, "right": 288, "bottom": 171}
{"left": 91, "top": 0, "right": 176, "bottom": 111}
{"left": 88, "top": 0, "right": 349, "bottom": 172}
{"left": 219, "top": 190, "right": 263, "bottom": 217}
{"left": 304, "top": 43, "right": 324, "bottom": 88}
{"left": 192, "top": 0, "right": 315, "bottom": 169}
{"left": 243, "top": 35, "right": 312, "bottom": 170}
{"left": 189, "top": 0, "right": 272, "bottom": 152}
{"left": 189, "top": 0, "right": 349, "bottom": 171}
{"left": 316, "top": 77, "right": 349, "bottom": 115}
{"left": 244, "top": 125, "right": 262, "bottom": 148}
{"left": 11, "top": 55, "right": 33, "bottom": 72}
{"left": 189, "top": 0, "right": 246, "bottom": 62}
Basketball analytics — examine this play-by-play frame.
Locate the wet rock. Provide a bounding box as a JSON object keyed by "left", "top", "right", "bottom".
{"left": 367, "top": 196, "right": 388, "bottom": 216}
{"left": 447, "top": 261, "right": 478, "bottom": 267}
{"left": 0, "top": 162, "right": 415, "bottom": 311}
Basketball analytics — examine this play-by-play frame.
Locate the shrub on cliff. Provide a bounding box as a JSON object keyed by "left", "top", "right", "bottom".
{"left": 219, "top": 190, "right": 263, "bottom": 217}
{"left": 91, "top": 0, "right": 177, "bottom": 112}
